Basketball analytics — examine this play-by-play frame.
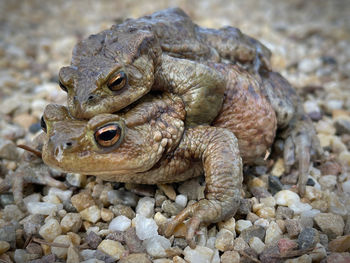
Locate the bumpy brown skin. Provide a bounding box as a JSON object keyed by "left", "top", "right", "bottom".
{"left": 58, "top": 7, "right": 270, "bottom": 122}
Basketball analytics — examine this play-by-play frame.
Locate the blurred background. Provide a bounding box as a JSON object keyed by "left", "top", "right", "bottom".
{"left": 0, "top": 0, "right": 349, "bottom": 135}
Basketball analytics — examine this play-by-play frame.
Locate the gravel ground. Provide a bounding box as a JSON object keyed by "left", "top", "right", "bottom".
{"left": 0, "top": 0, "right": 350, "bottom": 262}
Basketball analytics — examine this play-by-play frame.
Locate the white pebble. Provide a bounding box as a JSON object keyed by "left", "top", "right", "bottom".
{"left": 27, "top": 201, "right": 61, "bottom": 215}
{"left": 254, "top": 218, "right": 269, "bottom": 228}
{"left": 134, "top": 214, "right": 158, "bottom": 240}
{"left": 51, "top": 235, "right": 72, "bottom": 259}
{"left": 48, "top": 188, "right": 73, "bottom": 202}
{"left": 300, "top": 209, "right": 321, "bottom": 219}
{"left": 249, "top": 237, "right": 265, "bottom": 254}
{"left": 143, "top": 235, "right": 171, "bottom": 258}
{"left": 303, "top": 100, "right": 321, "bottom": 115}
{"left": 289, "top": 202, "right": 312, "bottom": 214}
{"left": 80, "top": 205, "right": 101, "bottom": 223}
{"left": 184, "top": 245, "right": 214, "bottom": 263}
{"left": 274, "top": 190, "right": 300, "bottom": 206}
{"left": 109, "top": 215, "right": 131, "bottom": 232}
{"left": 175, "top": 194, "right": 188, "bottom": 207}
{"left": 265, "top": 221, "right": 282, "bottom": 245}
{"left": 136, "top": 197, "right": 155, "bottom": 218}
{"left": 39, "top": 218, "right": 62, "bottom": 242}
{"left": 342, "top": 181, "right": 350, "bottom": 193}
{"left": 235, "top": 220, "right": 252, "bottom": 234}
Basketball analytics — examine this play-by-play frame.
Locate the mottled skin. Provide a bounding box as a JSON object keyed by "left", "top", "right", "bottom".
{"left": 58, "top": 8, "right": 271, "bottom": 123}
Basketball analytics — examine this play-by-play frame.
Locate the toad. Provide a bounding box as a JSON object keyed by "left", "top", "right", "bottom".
{"left": 58, "top": 8, "right": 271, "bottom": 125}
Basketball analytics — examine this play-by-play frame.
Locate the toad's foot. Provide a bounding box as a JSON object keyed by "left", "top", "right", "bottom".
{"left": 282, "top": 115, "right": 323, "bottom": 195}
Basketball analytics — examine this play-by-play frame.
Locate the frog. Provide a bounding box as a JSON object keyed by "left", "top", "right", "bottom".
{"left": 41, "top": 64, "right": 322, "bottom": 245}
{"left": 58, "top": 7, "right": 271, "bottom": 124}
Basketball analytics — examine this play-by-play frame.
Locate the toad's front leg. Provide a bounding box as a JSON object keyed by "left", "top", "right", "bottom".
{"left": 164, "top": 126, "right": 243, "bottom": 247}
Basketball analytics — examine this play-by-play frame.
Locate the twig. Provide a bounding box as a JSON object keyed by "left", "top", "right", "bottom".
{"left": 32, "top": 237, "right": 69, "bottom": 248}
{"left": 17, "top": 144, "right": 42, "bottom": 159}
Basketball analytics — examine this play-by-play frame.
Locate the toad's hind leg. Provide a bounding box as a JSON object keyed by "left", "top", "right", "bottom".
{"left": 164, "top": 126, "right": 243, "bottom": 247}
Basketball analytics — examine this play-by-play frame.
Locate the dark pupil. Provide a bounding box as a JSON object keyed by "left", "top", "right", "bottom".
{"left": 40, "top": 116, "right": 47, "bottom": 132}
{"left": 112, "top": 76, "right": 123, "bottom": 86}
{"left": 99, "top": 130, "right": 117, "bottom": 141}
{"left": 59, "top": 81, "right": 67, "bottom": 92}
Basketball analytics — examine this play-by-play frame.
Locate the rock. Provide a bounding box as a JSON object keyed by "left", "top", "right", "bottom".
{"left": 67, "top": 244, "right": 81, "bottom": 263}
{"left": 3, "top": 204, "right": 25, "bottom": 221}
{"left": 278, "top": 238, "right": 298, "bottom": 254}
{"left": 111, "top": 204, "right": 136, "bottom": 219}
{"left": 221, "top": 250, "right": 240, "bottom": 263}
{"left": 136, "top": 197, "right": 155, "bottom": 218}
{"left": 310, "top": 243, "right": 327, "bottom": 262}
{"left": 175, "top": 194, "right": 188, "bottom": 207}
{"left": 178, "top": 178, "right": 203, "bottom": 200}
{"left": 297, "top": 227, "right": 320, "bottom": 250}
{"left": 27, "top": 202, "right": 61, "bottom": 215}
{"left": 119, "top": 253, "right": 151, "bottom": 263}
{"left": 320, "top": 160, "right": 342, "bottom": 176}
{"left": 173, "top": 255, "right": 187, "bottom": 263}
{"left": 259, "top": 245, "right": 281, "bottom": 263}
{"left": 275, "top": 190, "right": 300, "bottom": 206}
{"left": 314, "top": 213, "right": 345, "bottom": 239}
{"left": 342, "top": 181, "right": 350, "bottom": 194}
{"left": 0, "top": 225, "right": 16, "bottom": 248}
{"left": 101, "top": 208, "right": 114, "bottom": 222}
{"left": 80, "top": 205, "right": 101, "bottom": 223}
{"left": 285, "top": 219, "right": 302, "bottom": 238}
{"left": 60, "top": 213, "right": 82, "bottom": 233}
{"left": 237, "top": 198, "right": 252, "bottom": 215}
{"left": 265, "top": 221, "right": 283, "bottom": 245}
{"left": 28, "top": 254, "right": 56, "bottom": 263}
{"left": 235, "top": 219, "right": 253, "bottom": 234}
{"left": 328, "top": 235, "right": 350, "bottom": 252}
{"left": 109, "top": 215, "right": 131, "bottom": 232}
{"left": 304, "top": 100, "right": 322, "bottom": 120}
{"left": 249, "top": 236, "right": 265, "bottom": 254}
{"left": 233, "top": 237, "right": 249, "bottom": 251}
{"left": 285, "top": 254, "right": 312, "bottom": 263}
{"left": 108, "top": 190, "right": 138, "bottom": 207}
{"left": 0, "top": 241, "right": 10, "bottom": 255}
{"left": 217, "top": 217, "right": 236, "bottom": 233}
{"left": 51, "top": 235, "right": 72, "bottom": 259}
{"left": 271, "top": 158, "right": 285, "bottom": 177}
{"left": 124, "top": 227, "right": 145, "bottom": 253}
{"left": 256, "top": 207, "right": 276, "bottom": 218}
{"left": 134, "top": 214, "right": 158, "bottom": 240}
{"left": 240, "top": 225, "right": 266, "bottom": 243}
{"left": 48, "top": 188, "right": 72, "bottom": 202}
{"left": 14, "top": 249, "right": 40, "bottom": 263}
{"left": 276, "top": 206, "right": 294, "bottom": 220}
{"left": 183, "top": 245, "right": 214, "bottom": 263}
{"left": 214, "top": 229, "right": 234, "bottom": 251}
{"left": 254, "top": 218, "right": 269, "bottom": 228}
{"left": 157, "top": 184, "right": 176, "bottom": 200}
{"left": 161, "top": 200, "right": 183, "bottom": 216}
{"left": 324, "top": 100, "right": 344, "bottom": 114}
{"left": 289, "top": 201, "right": 312, "bottom": 215}
{"left": 334, "top": 118, "right": 350, "bottom": 135}
{"left": 143, "top": 235, "right": 171, "bottom": 258}
{"left": 298, "top": 57, "right": 322, "bottom": 73}
{"left": 97, "top": 240, "right": 125, "bottom": 261}
{"left": 319, "top": 175, "right": 337, "bottom": 190}
{"left": 66, "top": 173, "right": 86, "bottom": 187}
{"left": 71, "top": 192, "right": 95, "bottom": 212}
{"left": 326, "top": 252, "right": 350, "bottom": 263}
{"left": 86, "top": 231, "right": 102, "bottom": 249}
{"left": 39, "top": 218, "right": 62, "bottom": 242}
{"left": 0, "top": 139, "right": 20, "bottom": 160}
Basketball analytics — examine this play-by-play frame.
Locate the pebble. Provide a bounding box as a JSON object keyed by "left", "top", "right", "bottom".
{"left": 94, "top": 250, "right": 116, "bottom": 263}
{"left": 319, "top": 175, "right": 337, "bottom": 190}
{"left": 256, "top": 207, "right": 276, "bottom": 218}
{"left": 178, "top": 178, "right": 203, "bottom": 200}
{"left": 136, "top": 197, "right": 155, "bottom": 218}
{"left": 108, "top": 190, "right": 138, "bottom": 207}
{"left": 328, "top": 235, "right": 350, "bottom": 252}
{"left": 304, "top": 100, "right": 322, "bottom": 119}
{"left": 66, "top": 173, "right": 86, "bottom": 187}
{"left": 334, "top": 118, "right": 350, "bottom": 135}
{"left": 275, "top": 190, "right": 300, "bottom": 206}
{"left": 326, "top": 252, "right": 350, "bottom": 263}
{"left": 157, "top": 184, "right": 176, "bottom": 200}
{"left": 221, "top": 250, "right": 240, "bottom": 263}
{"left": 39, "top": 218, "right": 62, "bottom": 242}
{"left": 175, "top": 194, "right": 187, "bottom": 207}
{"left": 271, "top": 158, "right": 285, "bottom": 177}
{"left": 3, "top": 204, "right": 25, "bottom": 221}
{"left": 14, "top": 249, "right": 40, "bottom": 263}
{"left": 0, "top": 241, "right": 10, "bottom": 255}
{"left": 119, "top": 253, "right": 152, "bottom": 263}
{"left": 161, "top": 200, "right": 183, "bottom": 216}
{"left": 27, "top": 201, "right": 62, "bottom": 215}
{"left": 0, "top": 139, "right": 20, "bottom": 160}
{"left": 297, "top": 227, "right": 320, "bottom": 250}
{"left": 143, "top": 235, "right": 171, "bottom": 258}
{"left": 218, "top": 217, "right": 236, "bottom": 233}
{"left": 97, "top": 240, "right": 125, "bottom": 260}
{"left": 67, "top": 244, "right": 81, "bottom": 263}
{"left": 285, "top": 254, "right": 312, "bottom": 263}
{"left": 111, "top": 204, "right": 136, "bottom": 219}
{"left": 71, "top": 192, "right": 95, "bottom": 212}
{"left": 240, "top": 225, "right": 266, "bottom": 243}
{"left": 109, "top": 215, "right": 131, "bottom": 232}
{"left": 80, "top": 205, "right": 101, "bottom": 223}
{"left": 24, "top": 194, "right": 42, "bottom": 207}
{"left": 235, "top": 219, "right": 253, "bottom": 233}
{"left": 183, "top": 245, "right": 214, "bottom": 263}
{"left": 134, "top": 214, "right": 159, "bottom": 240}
{"left": 278, "top": 238, "right": 298, "bottom": 254}
{"left": 310, "top": 243, "right": 327, "bottom": 262}
{"left": 276, "top": 206, "right": 294, "bottom": 220}
{"left": 298, "top": 57, "right": 322, "bottom": 73}
{"left": 214, "top": 229, "right": 234, "bottom": 251}
{"left": 60, "top": 213, "right": 82, "bottom": 233}
{"left": 249, "top": 236, "right": 265, "bottom": 254}
{"left": 51, "top": 235, "right": 72, "bottom": 259}
{"left": 285, "top": 219, "right": 302, "bottom": 238}
{"left": 101, "top": 208, "right": 114, "bottom": 222}
{"left": 265, "top": 221, "right": 283, "bottom": 245}
{"left": 48, "top": 187, "right": 73, "bottom": 202}
{"left": 86, "top": 231, "right": 102, "bottom": 249}
{"left": 314, "top": 213, "right": 345, "bottom": 239}
{"left": 233, "top": 237, "right": 249, "bottom": 251}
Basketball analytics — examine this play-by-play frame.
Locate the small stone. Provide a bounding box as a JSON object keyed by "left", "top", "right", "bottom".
{"left": 275, "top": 190, "right": 300, "bottom": 206}
{"left": 27, "top": 202, "right": 61, "bottom": 215}
{"left": 134, "top": 214, "right": 159, "bottom": 240}
{"left": 320, "top": 160, "right": 342, "bottom": 176}
{"left": 109, "top": 215, "right": 131, "bottom": 232}
{"left": 173, "top": 255, "right": 187, "bottom": 263}
{"left": 0, "top": 241, "right": 10, "bottom": 255}
{"left": 334, "top": 118, "right": 350, "bottom": 135}
{"left": 289, "top": 201, "right": 312, "bottom": 215}
{"left": 108, "top": 190, "right": 138, "bottom": 207}
{"left": 39, "top": 218, "right": 62, "bottom": 242}
{"left": 276, "top": 206, "right": 294, "bottom": 220}
{"left": 175, "top": 194, "right": 187, "bottom": 207}
{"left": 339, "top": 151, "right": 350, "bottom": 166}
{"left": 310, "top": 243, "right": 327, "bottom": 262}
{"left": 215, "top": 229, "right": 234, "bottom": 251}
{"left": 14, "top": 249, "right": 40, "bottom": 263}
{"left": 218, "top": 217, "right": 236, "bottom": 233}
{"left": 158, "top": 184, "right": 176, "bottom": 200}
{"left": 51, "top": 235, "right": 72, "bottom": 259}
{"left": 324, "top": 100, "right": 344, "bottom": 114}
{"left": 97, "top": 240, "right": 125, "bottom": 260}
{"left": 285, "top": 254, "right": 312, "bottom": 263}
{"left": 221, "top": 250, "right": 240, "bottom": 263}
{"left": 326, "top": 252, "right": 350, "bottom": 263}
{"left": 86, "top": 231, "right": 102, "bottom": 249}
{"left": 136, "top": 197, "right": 155, "bottom": 218}
{"left": 298, "top": 57, "right": 322, "bottom": 73}
{"left": 80, "top": 205, "right": 101, "bottom": 223}
{"left": 319, "top": 175, "right": 337, "bottom": 190}
{"left": 154, "top": 212, "right": 168, "bottom": 228}
{"left": 61, "top": 213, "right": 82, "bottom": 233}
{"left": 178, "top": 178, "right": 203, "bottom": 200}
{"left": 265, "top": 221, "right": 283, "bottom": 245}
{"left": 342, "top": 181, "right": 350, "bottom": 194}
{"left": 237, "top": 198, "right": 252, "bottom": 215}
{"left": 249, "top": 236, "right": 265, "bottom": 254}
{"left": 254, "top": 218, "right": 269, "bottom": 228}
{"left": 260, "top": 245, "right": 280, "bottom": 263}
{"left": 298, "top": 227, "right": 320, "bottom": 250}
{"left": 67, "top": 244, "right": 81, "bottom": 263}
{"left": 235, "top": 219, "right": 253, "bottom": 234}
{"left": 94, "top": 250, "right": 116, "bottom": 263}
{"left": 124, "top": 227, "right": 145, "bottom": 253}
{"left": 111, "top": 204, "right": 135, "bottom": 219}
{"left": 143, "top": 235, "right": 171, "bottom": 258}
{"left": 161, "top": 200, "right": 183, "bottom": 216}
{"left": 48, "top": 188, "right": 72, "bottom": 202}
{"left": 271, "top": 158, "right": 285, "bottom": 177}
{"left": 278, "top": 238, "right": 298, "bottom": 254}
{"left": 256, "top": 207, "right": 276, "bottom": 218}
{"left": 285, "top": 219, "right": 302, "bottom": 238}
{"left": 240, "top": 225, "right": 266, "bottom": 243}
{"left": 66, "top": 173, "right": 86, "bottom": 187}
{"left": 183, "top": 245, "right": 214, "bottom": 263}
{"left": 3, "top": 204, "right": 25, "bottom": 221}
{"left": 0, "top": 225, "right": 16, "bottom": 248}
{"left": 119, "top": 253, "right": 151, "bottom": 263}
{"left": 233, "top": 237, "right": 249, "bottom": 251}
{"left": 101, "top": 208, "right": 114, "bottom": 222}
{"left": 260, "top": 196, "right": 276, "bottom": 207}
{"left": 67, "top": 232, "right": 81, "bottom": 246}
{"left": 71, "top": 192, "right": 95, "bottom": 212}
{"left": 314, "top": 213, "right": 345, "bottom": 239}
{"left": 328, "top": 235, "right": 350, "bottom": 252}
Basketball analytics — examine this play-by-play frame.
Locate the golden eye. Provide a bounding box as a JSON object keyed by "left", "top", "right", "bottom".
{"left": 107, "top": 71, "right": 126, "bottom": 91}
{"left": 94, "top": 124, "right": 122, "bottom": 147}
{"left": 59, "top": 80, "right": 68, "bottom": 92}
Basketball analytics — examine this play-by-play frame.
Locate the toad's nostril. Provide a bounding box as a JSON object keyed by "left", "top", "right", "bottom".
{"left": 65, "top": 142, "right": 73, "bottom": 147}
{"left": 87, "top": 95, "right": 95, "bottom": 101}
{"left": 73, "top": 96, "right": 78, "bottom": 103}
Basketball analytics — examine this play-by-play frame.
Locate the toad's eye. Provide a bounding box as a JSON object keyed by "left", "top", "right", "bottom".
{"left": 59, "top": 80, "right": 68, "bottom": 93}
{"left": 94, "top": 124, "right": 122, "bottom": 147}
{"left": 40, "top": 116, "right": 47, "bottom": 133}
{"left": 107, "top": 71, "right": 126, "bottom": 91}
